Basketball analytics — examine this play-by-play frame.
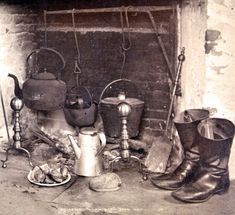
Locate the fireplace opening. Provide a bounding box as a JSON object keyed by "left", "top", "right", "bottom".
{"left": 0, "top": 0, "right": 179, "bottom": 179}
{"left": 37, "top": 2, "right": 178, "bottom": 138}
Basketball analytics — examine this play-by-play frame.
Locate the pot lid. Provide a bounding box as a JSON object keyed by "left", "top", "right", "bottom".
{"left": 80, "top": 127, "right": 98, "bottom": 135}
{"left": 31, "top": 71, "right": 56, "bottom": 80}
{"left": 101, "top": 97, "right": 144, "bottom": 106}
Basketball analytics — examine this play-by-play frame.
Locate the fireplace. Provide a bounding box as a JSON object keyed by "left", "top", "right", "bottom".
{"left": 0, "top": 0, "right": 182, "bottom": 147}
{"left": 0, "top": 0, "right": 209, "bottom": 157}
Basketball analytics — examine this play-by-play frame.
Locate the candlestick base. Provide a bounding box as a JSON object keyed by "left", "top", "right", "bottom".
{"left": 108, "top": 101, "right": 143, "bottom": 173}
{"left": 109, "top": 154, "right": 142, "bottom": 172}
{"left": 1, "top": 97, "right": 33, "bottom": 168}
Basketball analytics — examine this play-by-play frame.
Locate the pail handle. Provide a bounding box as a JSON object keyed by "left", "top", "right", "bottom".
{"left": 26, "top": 47, "right": 66, "bottom": 79}
{"left": 66, "top": 85, "right": 93, "bottom": 105}
{"left": 98, "top": 78, "right": 142, "bottom": 105}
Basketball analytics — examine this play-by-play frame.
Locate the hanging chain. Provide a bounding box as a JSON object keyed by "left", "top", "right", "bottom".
{"left": 147, "top": 11, "right": 174, "bottom": 82}
{"left": 120, "top": 7, "right": 131, "bottom": 51}
{"left": 74, "top": 60, "right": 81, "bottom": 87}
{"left": 119, "top": 6, "right": 131, "bottom": 79}
{"left": 44, "top": 10, "right": 47, "bottom": 48}
{"left": 72, "top": 9, "right": 81, "bottom": 63}
{"left": 72, "top": 9, "right": 82, "bottom": 86}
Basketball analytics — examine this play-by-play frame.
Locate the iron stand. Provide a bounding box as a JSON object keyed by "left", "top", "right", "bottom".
{"left": 1, "top": 97, "right": 33, "bottom": 168}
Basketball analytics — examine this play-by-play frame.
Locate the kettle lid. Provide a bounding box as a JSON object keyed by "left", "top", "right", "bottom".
{"left": 80, "top": 127, "right": 98, "bottom": 135}
{"left": 31, "top": 70, "right": 56, "bottom": 80}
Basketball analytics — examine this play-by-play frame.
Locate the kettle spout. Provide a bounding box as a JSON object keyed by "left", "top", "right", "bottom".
{"left": 68, "top": 134, "right": 81, "bottom": 159}
{"left": 8, "top": 73, "right": 23, "bottom": 99}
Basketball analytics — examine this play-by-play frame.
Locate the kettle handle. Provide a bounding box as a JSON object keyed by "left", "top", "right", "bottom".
{"left": 95, "top": 131, "right": 106, "bottom": 157}
{"left": 26, "top": 47, "right": 66, "bottom": 79}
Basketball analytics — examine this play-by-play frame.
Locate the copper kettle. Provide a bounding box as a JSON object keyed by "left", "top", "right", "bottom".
{"left": 22, "top": 47, "right": 67, "bottom": 111}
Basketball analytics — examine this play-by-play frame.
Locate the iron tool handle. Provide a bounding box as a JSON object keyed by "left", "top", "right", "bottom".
{"left": 147, "top": 11, "right": 174, "bottom": 82}
{"left": 165, "top": 47, "right": 185, "bottom": 134}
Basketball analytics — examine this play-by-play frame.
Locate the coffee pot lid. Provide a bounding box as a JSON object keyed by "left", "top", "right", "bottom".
{"left": 80, "top": 127, "right": 98, "bottom": 135}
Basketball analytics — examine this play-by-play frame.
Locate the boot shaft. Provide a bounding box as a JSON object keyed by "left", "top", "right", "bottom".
{"left": 197, "top": 118, "right": 235, "bottom": 169}
{"left": 174, "top": 109, "right": 210, "bottom": 150}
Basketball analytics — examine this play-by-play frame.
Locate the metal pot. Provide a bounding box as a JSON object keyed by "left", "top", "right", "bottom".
{"left": 68, "top": 127, "right": 106, "bottom": 177}
{"left": 99, "top": 79, "right": 144, "bottom": 138}
{"left": 22, "top": 47, "right": 66, "bottom": 111}
{"left": 63, "top": 86, "right": 97, "bottom": 127}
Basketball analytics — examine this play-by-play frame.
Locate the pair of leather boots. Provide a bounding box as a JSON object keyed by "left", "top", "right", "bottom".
{"left": 151, "top": 109, "right": 235, "bottom": 203}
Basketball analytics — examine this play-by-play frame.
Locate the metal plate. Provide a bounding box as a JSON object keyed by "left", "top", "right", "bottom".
{"left": 27, "top": 170, "right": 71, "bottom": 187}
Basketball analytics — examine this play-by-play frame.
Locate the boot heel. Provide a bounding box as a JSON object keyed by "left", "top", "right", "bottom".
{"left": 216, "top": 183, "right": 230, "bottom": 195}
{"left": 217, "top": 188, "right": 228, "bottom": 195}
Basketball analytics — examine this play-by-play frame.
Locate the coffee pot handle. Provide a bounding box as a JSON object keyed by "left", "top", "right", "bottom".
{"left": 95, "top": 132, "right": 106, "bottom": 157}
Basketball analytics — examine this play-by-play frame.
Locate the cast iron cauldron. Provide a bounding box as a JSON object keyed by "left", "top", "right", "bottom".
{"left": 99, "top": 79, "right": 144, "bottom": 138}
{"left": 22, "top": 47, "right": 66, "bottom": 111}
{"left": 63, "top": 86, "right": 96, "bottom": 127}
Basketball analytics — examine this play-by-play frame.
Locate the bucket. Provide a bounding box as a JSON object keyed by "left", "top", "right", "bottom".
{"left": 99, "top": 79, "right": 144, "bottom": 138}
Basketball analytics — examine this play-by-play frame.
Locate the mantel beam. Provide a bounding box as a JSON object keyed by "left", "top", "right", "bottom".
{"left": 44, "top": 6, "right": 174, "bottom": 15}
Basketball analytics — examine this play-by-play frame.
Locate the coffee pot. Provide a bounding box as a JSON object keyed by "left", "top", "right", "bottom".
{"left": 68, "top": 127, "right": 106, "bottom": 177}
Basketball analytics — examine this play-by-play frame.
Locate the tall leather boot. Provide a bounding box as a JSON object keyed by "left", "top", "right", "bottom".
{"left": 172, "top": 118, "right": 235, "bottom": 203}
{"left": 151, "top": 109, "right": 210, "bottom": 190}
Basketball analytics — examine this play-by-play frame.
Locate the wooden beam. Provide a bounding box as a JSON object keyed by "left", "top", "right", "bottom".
{"left": 37, "top": 26, "right": 170, "bottom": 34}
{"left": 44, "top": 6, "right": 174, "bottom": 15}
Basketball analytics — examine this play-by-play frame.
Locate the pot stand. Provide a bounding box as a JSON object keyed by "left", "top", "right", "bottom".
{"left": 1, "top": 97, "right": 33, "bottom": 168}
{"left": 109, "top": 102, "right": 142, "bottom": 172}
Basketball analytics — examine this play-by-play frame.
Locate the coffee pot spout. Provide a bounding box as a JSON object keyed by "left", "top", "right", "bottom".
{"left": 68, "top": 134, "right": 81, "bottom": 159}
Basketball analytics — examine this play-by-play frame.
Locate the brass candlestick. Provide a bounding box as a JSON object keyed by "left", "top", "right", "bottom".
{"left": 1, "top": 97, "right": 33, "bottom": 168}
{"left": 109, "top": 101, "right": 141, "bottom": 171}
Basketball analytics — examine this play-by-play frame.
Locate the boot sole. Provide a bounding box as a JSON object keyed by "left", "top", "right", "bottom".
{"left": 150, "top": 178, "right": 183, "bottom": 191}
{"left": 151, "top": 182, "right": 182, "bottom": 191}
{"left": 172, "top": 186, "right": 229, "bottom": 203}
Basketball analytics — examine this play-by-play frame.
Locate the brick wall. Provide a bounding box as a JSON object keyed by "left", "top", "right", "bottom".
{"left": 0, "top": 1, "right": 177, "bottom": 145}
{"left": 0, "top": 2, "right": 38, "bottom": 144}
{"left": 36, "top": 4, "right": 177, "bottom": 137}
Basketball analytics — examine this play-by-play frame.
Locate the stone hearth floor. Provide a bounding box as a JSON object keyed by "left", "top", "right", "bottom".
{"left": 0, "top": 152, "right": 235, "bottom": 215}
